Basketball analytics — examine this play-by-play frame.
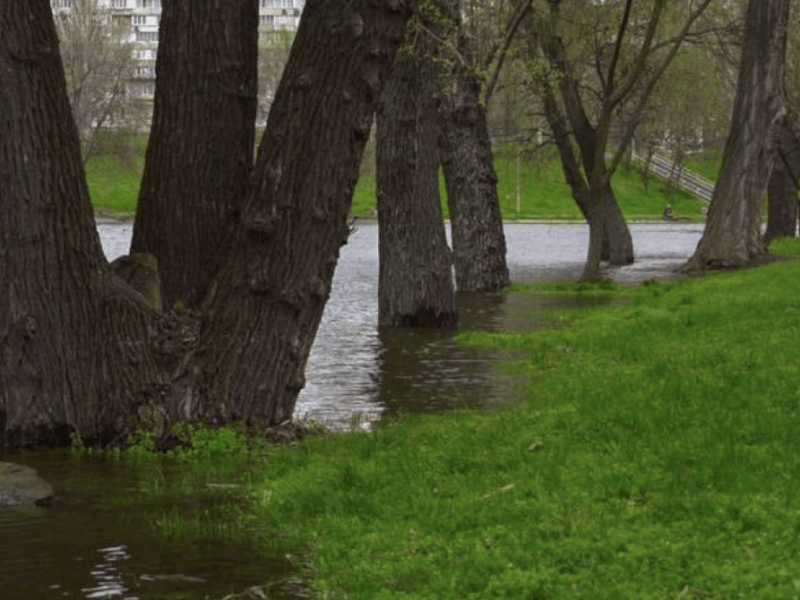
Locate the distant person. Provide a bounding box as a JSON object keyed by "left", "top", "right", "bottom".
{"left": 663, "top": 205, "right": 676, "bottom": 221}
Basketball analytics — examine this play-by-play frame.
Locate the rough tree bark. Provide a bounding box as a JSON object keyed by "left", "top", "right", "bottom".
{"left": 377, "top": 17, "right": 458, "bottom": 328}
{"left": 0, "top": 0, "right": 414, "bottom": 448}
{"left": 437, "top": 0, "right": 509, "bottom": 293}
{"left": 765, "top": 117, "right": 800, "bottom": 242}
{"left": 685, "top": 0, "right": 790, "bottom": 270}
{"left": 131, "top": 0, "right": 257, "bottom": 309}
{"left": 0, "top": 1, "right": 167, "bottom": 447}
{"left": 191, "top": 1, "right": 416, "bottom": 424}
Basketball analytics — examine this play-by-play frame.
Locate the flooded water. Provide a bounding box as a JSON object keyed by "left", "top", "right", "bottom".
{"left": 0, "top": 221, "right": 703, "bottom": 600}
{"left": 0, "top": 451, "right": 295, "bottom": 600}
{"left": 97, "top": 221, "right": 703, "bottom": 428}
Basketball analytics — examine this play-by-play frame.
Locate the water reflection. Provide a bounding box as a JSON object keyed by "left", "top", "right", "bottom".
{"left": 96, "top": 221, "right": 703, "bottom": 428}
{"left": 0, "top": 453, "right": 292, "bottom": 599}
{"left": 83, "top": 545, "right": 135, "bottom": 599}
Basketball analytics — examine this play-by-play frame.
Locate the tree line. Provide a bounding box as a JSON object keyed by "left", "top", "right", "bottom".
{"left": 0, "top": 0, "right": 793, "bottom": 448}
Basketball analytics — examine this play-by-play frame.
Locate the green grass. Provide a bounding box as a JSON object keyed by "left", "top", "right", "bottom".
{"left": 121, "top": 238, "right": 800, "bottom": 598}
{"left": 84, "top": 133, "right": 147, "bottom": 214}
{"left": 684, "top": 148, "right": 724, "bottom": 182}
{"left": 85, "top": 136, "right": 710, "bottom": 222}
{"left": 490, "top": 144, "right": 707, "bottom": 222}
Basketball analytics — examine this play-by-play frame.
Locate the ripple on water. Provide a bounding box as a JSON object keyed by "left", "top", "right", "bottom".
{"left": 0, "top": 453, "right": 294, "bottom": 600}
{"left": 96, "top": 221, "right": 703, "bottom": 428}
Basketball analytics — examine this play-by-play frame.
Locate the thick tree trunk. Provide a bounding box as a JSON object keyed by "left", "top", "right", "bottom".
{"left": 438, "top": 2, "right": 509, "bottom": 293}
{"left": 685, "top": 0, "right": 789, "bottom": 270}
{"left": 376, "top": 28, "right": 458, "bottom": 327}
{"left": 192, "top": 1, "right": 415, "bottom": 424}
{"left": 582, "top": 189, "right": 607, "bottom": 281}
{"left": 765, "top": 118, "right": 799, "bottom": 243}
{"left": 131, "top": 0, "right": 257, "bottom": 309}
{"left": 1, "top": 0, "right": 414, "bottom": 447}
{"left": 0, "top": 1, "right": 167, "bottom": 447}
{"left": 439, "top": 63, "right": 509, "bottom": 292}
{"left": 600, "top": 182, "right": 633, "bottom": 264}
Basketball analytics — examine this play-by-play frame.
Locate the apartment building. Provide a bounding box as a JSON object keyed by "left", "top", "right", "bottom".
{"left": 53, "top": 0, "right": 305, "bottom": 99}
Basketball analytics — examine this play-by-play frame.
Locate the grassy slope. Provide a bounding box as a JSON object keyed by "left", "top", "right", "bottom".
{"left": 86, "top": 138, "right": 710, "bottom": 221}
{"left": 260, "top": 243, "right": 800, "bottom": 598}
{"left": 84, "top": 135, "right": 148, "bottom": 214}
{"left": 136, "top": 239, "right": 800, "bottom": 599}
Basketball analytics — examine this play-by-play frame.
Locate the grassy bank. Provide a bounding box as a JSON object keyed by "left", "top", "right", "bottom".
{"left": 85, "top": 136, "right": 709, "bottom": 221}
{"left": 126, "top": 239, "right": 800, "bottom": 598}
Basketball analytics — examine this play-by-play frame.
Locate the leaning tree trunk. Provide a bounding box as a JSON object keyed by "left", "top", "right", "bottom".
{"left": 439, "top": 72, "right": 509, "bottom": 293}
{"left": 685, "top": 0, "right": 789, "bottom": 270}
{"left": 0, "top": 1, "right": 168, "bottom": 447}
{"left": 1, "top": 0, "right": 414, "bottom": 447}
{"left": 190, "top": 1, "right": 416, "bottom": 424}
{"left": 534, "top": 13, "right": 634, "bottom": 267}
{"left": 376, "top": 26, "right": 458, "bottom": 327}
{"left": 437, "top": 1, "right": 509, "bottom": 293}
{"left": 131, "top": 0, "right": 257, "bottom": 310}
{"left": 765, "top": 117, "right": 799, "bottom": 243}
{"left": 541, "top": 84, "right": 631, "bottom": 269}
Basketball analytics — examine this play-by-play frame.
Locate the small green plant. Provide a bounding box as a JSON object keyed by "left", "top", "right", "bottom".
{"left": 125, "top": 428, "right": 157, "bottom": 461}
{"left": 69, "top": 431, "right": 86, "bottom": 454}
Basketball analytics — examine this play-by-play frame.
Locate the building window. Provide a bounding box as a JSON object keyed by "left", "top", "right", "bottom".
{"left": 260, "top": 15, "right": 274, "bottom": 26}
{"left": 136, "top": 0, "right": 160, "bottom": 8}
{"left": 111, "top": 0, "right": 127, "bottom": 8}
{"left": 132, "top": 83, "right": 156, "bottom": 97}
{"left": 136, "top": 30, "right": 158, "bottom": 42}
{"left": 54, "top": 0, "right": 72, "bottom": 7}
{"left": 133, "top": 15, "right": 147, "bottom": 25}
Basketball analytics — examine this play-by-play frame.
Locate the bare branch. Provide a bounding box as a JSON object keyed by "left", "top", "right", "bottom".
{"left": 483, "top": 0, "right": 534, "bottom": 106}
{"left": 608, "top": 0, "right": 664, "bottom": 109}
{"left": 608, "top": 0, "right": 716, "bottom": 174}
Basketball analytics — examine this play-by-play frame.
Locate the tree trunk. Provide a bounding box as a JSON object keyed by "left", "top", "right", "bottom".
{"left": 0, "top": 0, "right": 167, "bottom": 447}
{"left": 685, "top": 0, "right": 789, "bottom": 270}
{"left": 438, "top": 2, "right": 509, "bottom": 293}
{"left": 376, "top": 26, "right": 458, "bottom": 328}
{"left": 582, "top": 186, "right": 607, "bottom": 281}
{"left": 131, "top": 0, "right": 258, "bottom": 310}
{"left": 439, "top": 58, "right": 509, "bottom": 292}
{"left": 563, "top": 99, "right": 633, "bottom": 267}
{"left": 184, "top": 1, "right": 415, "bottom": 425}
{"left": 765, "top": 117, "right": 799, "bottom": 243}
{"left": 1, "top": 0, "right": 414, "bottom": 447}
{"left": 533, "top": 9, "right": 634, "bottom": 267}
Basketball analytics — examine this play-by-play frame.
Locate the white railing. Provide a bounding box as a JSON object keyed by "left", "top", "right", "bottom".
{"left": 630, "top": 151, "right": 715, "bottom": 203}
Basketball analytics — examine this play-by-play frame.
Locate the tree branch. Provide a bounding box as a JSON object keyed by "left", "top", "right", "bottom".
{"left": 608, "top": 0, "right": 663, "bottom": 109}
{"left": 607, "top": 0, "right": 715, "bottom": 174}
{"left": 483, "top": 0, "right": 533, "bottom": 106}
{"left": 604, "top": 0, "right": 635, "bottom": 100}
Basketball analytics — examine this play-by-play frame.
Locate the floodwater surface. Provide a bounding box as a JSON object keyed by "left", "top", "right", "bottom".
{"left": 0, "top": 452, "right": 295, "bottom": 599}
{"left": 97, "top": 221, "right": 703, "bottom": 427}
{"left": 0, "top": 221, "right": 703, "bottom": 599}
